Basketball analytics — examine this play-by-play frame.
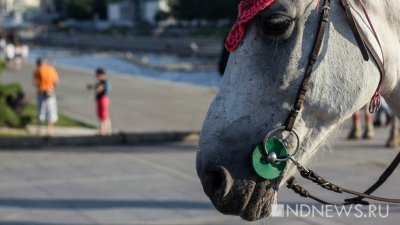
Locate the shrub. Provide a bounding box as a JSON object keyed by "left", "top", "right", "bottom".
{"left": 0, "top": 83, "right": 32, "bottom": 128}
{"left": 0, "top": 83, "right": 22, "bottom": 98}
{"left": 0, "top": 103, "right": 21, "bottom": 127}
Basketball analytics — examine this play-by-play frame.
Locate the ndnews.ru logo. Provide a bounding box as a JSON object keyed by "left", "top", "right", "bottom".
{"left": 271, "top": 204, "right": 390, "bottom": 218}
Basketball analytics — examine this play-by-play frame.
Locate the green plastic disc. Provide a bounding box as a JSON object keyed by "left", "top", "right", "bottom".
{"left": 252, "top": 138, "right": 288, "bottom": 180}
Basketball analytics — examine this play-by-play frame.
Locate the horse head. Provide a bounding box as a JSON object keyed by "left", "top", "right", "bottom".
{"left": 197, "top": 0, "right": 386, "bottom": 221}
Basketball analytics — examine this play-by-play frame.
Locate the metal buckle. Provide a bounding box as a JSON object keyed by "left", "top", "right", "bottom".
{"left": 263, "top": 126, "right": 301, "bottom": 162}
{"left": 322, "top": 6, "right": 331, "bottom": 11}
{"left": 291, "top": 108, "right": 301, "bottom": 114}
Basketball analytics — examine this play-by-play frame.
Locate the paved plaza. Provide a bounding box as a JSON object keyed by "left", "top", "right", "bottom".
{"left": 0, "top": 127, "right": 400, "bottom": 225}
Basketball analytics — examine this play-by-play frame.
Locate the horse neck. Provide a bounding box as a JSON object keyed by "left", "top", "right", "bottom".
{"left": 360, "top": 0, "right": 400, "bottom": 116}
{"left": 364, "top": 0, "right": 400, "bottom": 49}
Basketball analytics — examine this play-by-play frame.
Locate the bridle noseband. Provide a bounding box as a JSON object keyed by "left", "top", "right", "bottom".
{"left": 251, "top": 0, "right": 400, "bottom": 205}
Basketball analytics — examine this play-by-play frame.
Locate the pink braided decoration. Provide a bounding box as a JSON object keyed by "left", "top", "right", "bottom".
{"left": 226, "top": 0, "right": 321, "bottom": 52}
{"left": 225, "top": 0, "right": 276, "bottom": 52}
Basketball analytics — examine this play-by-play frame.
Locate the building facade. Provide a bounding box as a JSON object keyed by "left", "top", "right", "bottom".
{"left": 1, "top": 0, "right": 40, "bottom": 14}
{"left": 108, "top": 0, "right": 169, "bottom": 25}
{"left": 108, "top": 0, "right": 135, "bottom": 25}
{"left": 40, "top": 0, "right": 55, "bottom": 13}
{"left": 1, "top": 0, "right": 41, "bottom": 26}
{"left": 142, "top": 0, "right": 169, "bottom": 23}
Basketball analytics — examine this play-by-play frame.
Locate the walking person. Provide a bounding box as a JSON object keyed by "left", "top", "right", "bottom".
{"left": 33, "top": 58, "right": 59, "bottom": 136}
{"left": 88, "top": 68, "right": 112, "bottom": 136}
{"left": 0, "top": 39, "right": 6, "bottom": 59}
{"left": 14, "top": 44, "right": 23, "bottom": 71}
{"left": 5, "top": 42, "right": 15, "bottom": 69}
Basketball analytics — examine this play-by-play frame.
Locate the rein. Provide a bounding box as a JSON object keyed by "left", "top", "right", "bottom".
{"left": 287, "top": 151, "right": 400, "bottom": 205}
{"left": 240, "top": 0, "right": 400, "bottom": 205}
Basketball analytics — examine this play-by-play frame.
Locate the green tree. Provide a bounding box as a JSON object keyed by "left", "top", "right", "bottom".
{"left": 64, "top": 0, "right": 94, "bottom": 20}
{"left": 225, "top": 0, "right": 241, "bottom": 19}
{"left": 168, "top": 0, "right": 201, "bottom": 21}
{"left": 62, "top": 0, "right": 118, "bottom": 20}
{"left": 93, "top": 0, "right": 119, "bottom": 20}
{"left": 155, "top": 10, "right": 170, "bottom": 22}
{"left": 168, "top": 0, "right": 241, "bottom": 21}
{"left": 0, "top": 60, "right": 4, "bottom": 73}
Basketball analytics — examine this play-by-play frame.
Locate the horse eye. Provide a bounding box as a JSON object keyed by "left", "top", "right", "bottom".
{"left": 263, "top": 17, "right": 293, "bottom": 35}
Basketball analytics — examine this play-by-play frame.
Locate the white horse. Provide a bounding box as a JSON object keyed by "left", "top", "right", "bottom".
{"left": 196, "top": 0, "right": 400, "bottom": 221}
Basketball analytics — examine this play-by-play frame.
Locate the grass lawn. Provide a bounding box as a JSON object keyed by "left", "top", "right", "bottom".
{"left": 24, "top": 103, "right": 95, "bottom": 128}
{"left": 0, "top": 81, "right": 95, "bottom": 137}
{"left": 0, "top": 105, "right": 95, "bottom": 137}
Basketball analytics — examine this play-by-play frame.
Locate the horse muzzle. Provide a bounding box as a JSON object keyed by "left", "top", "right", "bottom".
{"left": 201, "top": 166, "right": 277, "bottom": 221}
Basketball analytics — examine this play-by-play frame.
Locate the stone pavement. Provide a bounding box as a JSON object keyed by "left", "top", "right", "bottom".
{"left": 0, "top": 126, "right": 400, "bottom": 225}
{"left": 26, "top": 126, "right": 98, "bottom": 137}
{"left": 0, "top": 64, "right": 216, "bottom": 133}
{"left": 0, "top": 126, "right": 98, "bottom": 137}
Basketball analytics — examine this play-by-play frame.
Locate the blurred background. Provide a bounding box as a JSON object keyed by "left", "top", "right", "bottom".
{"left": 0, "top": 1, "right": 256, "bottom": 225}
{"left": 0, "top": 1, "right": 399, "bottom": 225}
{"left": 0, "top": 0, "right": 243, "bottom": 136}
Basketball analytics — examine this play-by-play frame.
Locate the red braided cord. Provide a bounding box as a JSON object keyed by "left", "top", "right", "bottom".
{"left": 357, "top": 0, "right": 384, "bottom": 113}
{"left": 226, "top": 0, "right": 321, "bottom": 52}
{"left": 225, "top": 0, "right": 276, "bottom": 52}
{"left": 358, "top": 0, "right": 384, "bottom": 64}
{"left": 369, "top": 89, "right": 381, "bottom": 113}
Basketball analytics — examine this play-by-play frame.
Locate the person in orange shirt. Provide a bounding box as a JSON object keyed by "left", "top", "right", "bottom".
{"left": 33, "top": 58, "right": 59, "bottom": 136}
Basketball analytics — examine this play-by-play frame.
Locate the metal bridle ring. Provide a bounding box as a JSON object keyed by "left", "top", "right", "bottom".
{"left": 322, "top": 6, "right": 331, "bottom": 11}
{"left": 263, "top": 126, "right": 300, "bottom": 162}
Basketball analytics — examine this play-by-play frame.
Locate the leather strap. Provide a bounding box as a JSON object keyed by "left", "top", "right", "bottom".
{"left": 287, "top": 177, "right": 341, "bottom": 205}
{"left": 300, "top": 168, "right": 400, "bottom": 203}
{"left": 282, "top": 0, "right": 395, "bottom": 206}
{"left": 285, "top": 0, "right": 331, "bottom": 132}
{"left": 287, "top": 150, "right": 400, "bottom": 205}
{"left": 285, "top": 0, "right": 386, "bottom": 131}
{"left": 340, "top": 0, "right": 370, "bottom": 61}
{"left": 340, "top": 0, "right": 385, "bottom": 79}
{"left": 362, "top": 33, "right": 385, "bottom": 84}
{"left": 345, "top": 150, "right": 400, "bottom": 204}
{"left": 342, "top": 0, "right": 385, "bottom": 113}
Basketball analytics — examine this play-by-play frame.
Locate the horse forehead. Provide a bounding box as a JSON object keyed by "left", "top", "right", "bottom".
{"left": 226, "top": 0, "right": 312, "bottom": 52}
{"left": 265, "top": 0, "right": 313, "bottom": 11}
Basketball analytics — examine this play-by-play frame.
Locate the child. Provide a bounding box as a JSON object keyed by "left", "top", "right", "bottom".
{"left": 89, "top": 68, "right": 112, "bottom": 136}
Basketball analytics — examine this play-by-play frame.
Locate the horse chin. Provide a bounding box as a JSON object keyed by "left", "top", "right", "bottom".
{"left": 240, "top": 181, "right": 278, "bottom": 221}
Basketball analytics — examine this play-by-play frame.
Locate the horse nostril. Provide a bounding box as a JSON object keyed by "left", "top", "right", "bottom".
{"left": 203, "top": 166, "right": 233, "bottom": 199}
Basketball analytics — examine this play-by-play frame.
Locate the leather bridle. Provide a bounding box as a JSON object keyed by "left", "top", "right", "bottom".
{"left": 285, "top": 0, "right": 384, "bottom": 132}
{"left": 257, "top": 0, "right": 400, "bottom": 205}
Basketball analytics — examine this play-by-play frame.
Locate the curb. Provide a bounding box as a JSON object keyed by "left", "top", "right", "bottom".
{"left": 0, "top": 132, "right": 199, "bottom": 149}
